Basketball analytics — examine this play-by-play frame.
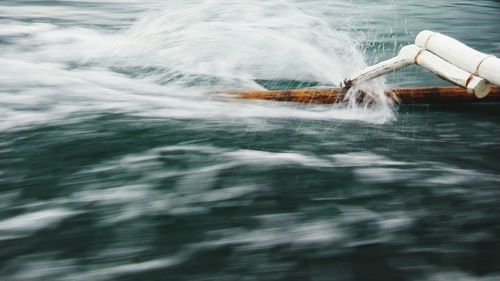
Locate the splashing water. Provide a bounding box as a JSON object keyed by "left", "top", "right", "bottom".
{"left": 2, "top": 1, "right": 500, "bottom": 281}
{"left": 0, "top": 0, "right": 395, "bottom": 132}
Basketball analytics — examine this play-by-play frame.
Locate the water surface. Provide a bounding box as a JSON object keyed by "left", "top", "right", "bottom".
{"left": 1, "top": 1, "right": 499, "bottom": 280}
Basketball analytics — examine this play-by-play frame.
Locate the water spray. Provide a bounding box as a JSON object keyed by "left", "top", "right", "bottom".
{"left": 238, "top": 30, "right": 500, "bottom": 103}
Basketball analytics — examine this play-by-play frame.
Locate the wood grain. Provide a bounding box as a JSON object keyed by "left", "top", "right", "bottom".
{"left": 237, "top": 86, "right": 500, "bottom": 104}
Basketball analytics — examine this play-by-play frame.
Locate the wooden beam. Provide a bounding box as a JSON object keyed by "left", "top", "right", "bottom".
{"left": 236, "top": 86, "right": 500, "bottom": 104}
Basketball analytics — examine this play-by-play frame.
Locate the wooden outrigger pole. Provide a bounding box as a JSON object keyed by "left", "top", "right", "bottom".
{"left": 237, "top": 86, "right": 500, "bottom": 104}
{"left": 236, "top": 31, "right": 500, "bottom": 105}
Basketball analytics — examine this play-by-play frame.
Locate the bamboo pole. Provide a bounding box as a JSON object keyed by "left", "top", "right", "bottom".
{"left": 236, "top": 86, "right": 500, "bottom": 104}
{"left": 343, "top": 44, "right": 491, "bottom": 98}
{"left": 416, "top": 31, "right": 500, "bottom": 86}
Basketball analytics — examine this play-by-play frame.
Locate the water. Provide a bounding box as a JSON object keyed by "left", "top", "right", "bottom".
{"left": 1, "top": 1, "right": 499, "bottom": 280}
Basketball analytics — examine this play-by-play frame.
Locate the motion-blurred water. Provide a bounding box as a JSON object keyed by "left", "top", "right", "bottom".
{"left": 1, "top": 1, "right": 499, "bottom": 280}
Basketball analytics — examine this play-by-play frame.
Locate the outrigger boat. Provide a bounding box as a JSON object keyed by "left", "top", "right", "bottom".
{"left": 236, "top": 31, "right": 500, "bottom": 104}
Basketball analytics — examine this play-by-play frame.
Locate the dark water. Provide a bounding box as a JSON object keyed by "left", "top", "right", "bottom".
{"left": 1, "top": 1, "right": 500, "bottom": 280}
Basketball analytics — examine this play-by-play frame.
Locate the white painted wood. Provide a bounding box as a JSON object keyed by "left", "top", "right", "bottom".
{"left": 348, "top": 44, "right": 492, "bottom": 98}
{"left": 416, "top": 30, "right": 500, "bottom": 86}
{"left": 414, "top": 47, "right": 492, "bottom": 98}
{"left": 349, "top": 56, "right": 411, "bottom": 85}
{"left": 348, "top": 45, "right": 420, "bottom": 85}
{"left": 480, "top": 58, "right": 500, "bottom": 85}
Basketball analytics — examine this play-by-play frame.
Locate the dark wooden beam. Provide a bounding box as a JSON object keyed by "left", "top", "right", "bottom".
{"left": 236, "top": 86, "right": 500, "bottom": 104}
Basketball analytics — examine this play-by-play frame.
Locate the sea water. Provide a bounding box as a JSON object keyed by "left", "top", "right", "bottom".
{"left": 0, "top": 1, "right": 499, "bottom": 280}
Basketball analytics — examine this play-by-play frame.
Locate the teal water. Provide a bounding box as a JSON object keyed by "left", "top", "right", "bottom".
{"left": 1, "top": 1, "right": 499, "bottom": 280}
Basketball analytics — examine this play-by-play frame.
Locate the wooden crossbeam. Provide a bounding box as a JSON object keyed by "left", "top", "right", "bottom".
{"left": 236, "top": 86, "right": 500, "bottom": 104}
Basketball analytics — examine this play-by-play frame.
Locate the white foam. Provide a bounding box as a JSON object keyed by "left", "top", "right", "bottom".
{"left": 0, "top": 0, "right": 395, "bottom": 132}
{"left": 69, "top": 258, "right": 181, "bottom": 281}
{"left": 425, "top": 271, "right": 500, "bottom": 281}
{"left": 206, "top": 218, "right": 343, "bottom": 249}
{"left": 330, "top": 152, "right": 410, "bottom": 167}
{"left": 72, "top": 184, "right": 152, "bottom": 205}
{"left": 354, "top": 167, "right": 417, "bottom": 183}
{"left": 0, "top": 208, "right": 78, "bottom": 239}
{"left": 225, "top": 149, "right": 333, "bottom": 167}
{"left": 7, "top": 254, "right": 181, "bottom": 281}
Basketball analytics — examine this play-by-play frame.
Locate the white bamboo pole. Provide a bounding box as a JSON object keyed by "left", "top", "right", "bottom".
{"left": 416, "top": 30, "right": 500, "bottom": 87}
{"left": 345, "top": 44, "right": 491, "bottom": 98}
{"left": 346, "top": 46, "right": 415, "bottom": 86}
{"left": 414, "top": 46, "right": 491, "bottom": 98}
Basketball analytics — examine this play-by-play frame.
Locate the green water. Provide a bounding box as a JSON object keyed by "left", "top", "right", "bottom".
{"left": 0, "top": 1, "right": 499, "bottom": 280}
